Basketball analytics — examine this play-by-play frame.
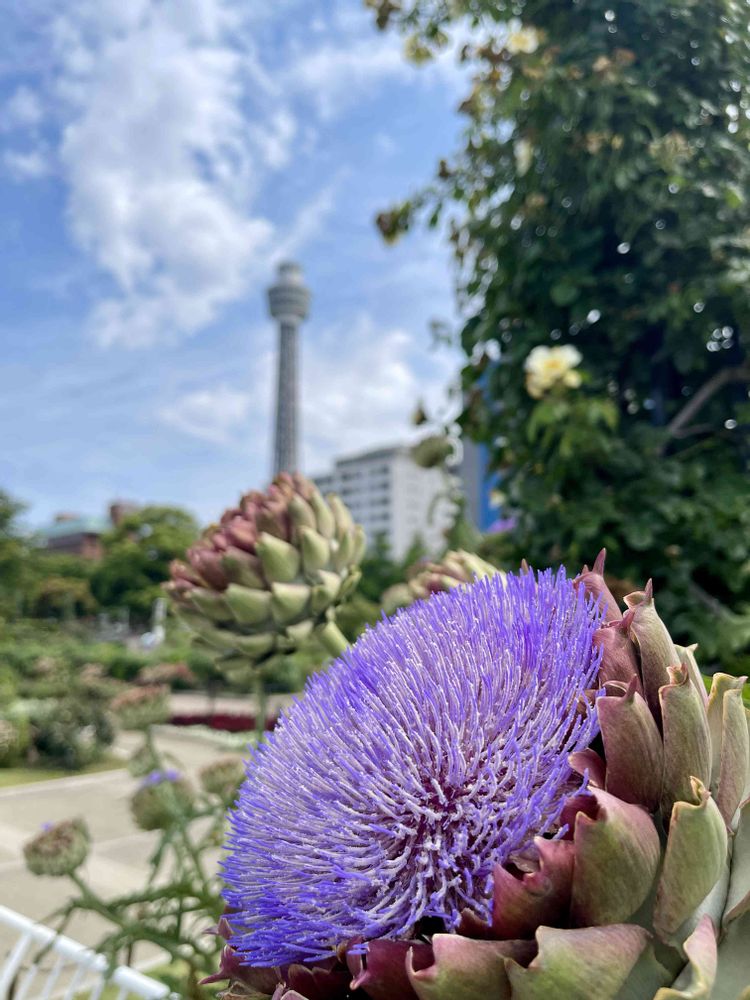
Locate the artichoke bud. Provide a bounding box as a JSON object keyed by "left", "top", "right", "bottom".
{"left": 285, "top": 620, "right": 315, "bottom": 643}
{"left": 299, "top": 526, "right": 330, "bottom": 577}
{"left": 233, "top": 633, "right": 276, "bottom": 659}
{"left": 131, "top": 773, "right": 194, "bottom": 832}
{"left": 216, "top": 654, "right": 259, "bottom": 687}
{"left": 310, "top": 490, "right": 336, "bottom": 539}
{"left": 24, "top": 818, "right": 90, "bottom": 878}
{"left": 338, "top": 568, "right": 361, "bottom": 601}
{"left": 289, "top": 494, "right": 317, "bottom": 530}
{"left": 256, "top": 532, "right": 301, "bottom": 583}
{"left": 223, "top": 663, "right": 256, "bottom": 687}
{"left": 351, "top": 525, "right": 367, "bottom": 566}
{"left": 224, "top": 584, "right": 272, "bottom": 627}
{"left": 311, "top": 572, "right": 341, "bottom": 613}
{"left": 221, "top": 549, "right": 265, "bottom": 589}
{"left": 271, "top": 582, "right": 311, "bottom": 625}
{"left": 411, "top": 433, "right": 454, "bottom": 468}
{"left": 199, "top": 756, "right": 245, "bottom": 801}
{"left": 189, "top": 588, "right": 233, "bottom": 623}
{"left": 329, "top": 494, "right": 354, "bottom": 539}
{"left": 332, "top": 531, "right": 353, "bottom": 572}
{"left": 185, "top": 619, "right": 243, "bottom": 652}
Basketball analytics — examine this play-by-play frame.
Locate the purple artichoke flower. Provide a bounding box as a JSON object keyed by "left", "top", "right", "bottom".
{"left": 140, "top": 768, "right": 182, "bottom": 788}
{"left": 222, "top": 568, "right": 603, "bottom": 967}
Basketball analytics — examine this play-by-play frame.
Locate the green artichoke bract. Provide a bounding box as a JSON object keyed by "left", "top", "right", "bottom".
{"left": 166, "top": 473, "right": 365, "bottom": 686}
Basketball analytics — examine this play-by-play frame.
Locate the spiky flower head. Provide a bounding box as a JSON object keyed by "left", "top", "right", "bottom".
{"left": 131, "top": 769, "right": 194, "bottom": 831}
{"left": 222, "top": 568, "right": 603, "bottom": 967}
{"left": 24, "top": 818, "right": 90, "bottom": 878}
{"left": 110, "top": 685, "right": 170, "bottom": 731}
{"left": 199, "top": 755, "right": 246, "bottom": 802}
{"left": 166, "top": 472, "right": 365, "bottom": 684}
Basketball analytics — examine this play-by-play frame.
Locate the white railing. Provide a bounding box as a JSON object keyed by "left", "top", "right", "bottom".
{"left": 0, "top": 905, "right": 178, "bottom": 1000}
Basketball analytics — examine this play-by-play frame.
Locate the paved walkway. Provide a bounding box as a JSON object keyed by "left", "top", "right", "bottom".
{"left": 0, "top": 728, "right": 233, "bottom": 964}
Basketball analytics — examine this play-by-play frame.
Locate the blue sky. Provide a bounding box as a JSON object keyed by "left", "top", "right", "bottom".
{"left": 0, "top": 0, "right": 465, "bottom": 527}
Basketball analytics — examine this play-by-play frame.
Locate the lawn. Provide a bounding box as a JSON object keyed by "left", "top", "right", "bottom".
{"left": 0, "top": 754, "right": 124, "bottom": 788}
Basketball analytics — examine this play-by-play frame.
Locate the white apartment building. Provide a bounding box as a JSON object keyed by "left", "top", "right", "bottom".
{"left": 313, "top": 444, "right": 456, "bottom": 559}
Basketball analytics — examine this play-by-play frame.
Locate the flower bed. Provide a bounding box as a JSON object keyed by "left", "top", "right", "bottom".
{"left": 169, "top": 711, "right": 276, "bottom": 733}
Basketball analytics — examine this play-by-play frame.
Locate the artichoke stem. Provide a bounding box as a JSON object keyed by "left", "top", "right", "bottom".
{"left": 317, "top": 620, "right": 350, "bottom": 659}
{"left": 253, "top": 673, "right": 268, "bottom": 740}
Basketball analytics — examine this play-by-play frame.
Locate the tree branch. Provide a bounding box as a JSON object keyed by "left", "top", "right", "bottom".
{"left": 662, "top": 365, "right": 749, "bottom": 450}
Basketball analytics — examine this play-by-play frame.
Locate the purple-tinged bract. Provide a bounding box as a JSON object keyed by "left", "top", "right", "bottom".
{"left": 222, "top": 569, "right": 603, "bottom": 966}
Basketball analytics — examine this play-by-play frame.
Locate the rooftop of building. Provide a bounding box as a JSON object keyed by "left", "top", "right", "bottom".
{"left": 37, "top": 500, "right": 139, "bottom": 541}
{"left": 313, "top": 442, "right": 409, "bottom": 476}
{"left": 39, "top": 516, "right": 110, "bottom": 540}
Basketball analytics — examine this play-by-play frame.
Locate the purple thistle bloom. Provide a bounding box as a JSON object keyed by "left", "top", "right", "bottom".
{"left": 141, "top": 768, "right": 181, "bottom": 788}
{"left": 222, "top": 569, "right": 603, "bottom": 966}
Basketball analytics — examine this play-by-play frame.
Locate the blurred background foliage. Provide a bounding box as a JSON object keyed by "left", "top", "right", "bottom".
{"left": 368, "top": 0, "right": 750, "bottom": 670}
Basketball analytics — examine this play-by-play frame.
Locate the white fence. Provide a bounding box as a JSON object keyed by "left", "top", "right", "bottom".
{"left": 0, "top": 905, "right": 177, "bottom": 1000}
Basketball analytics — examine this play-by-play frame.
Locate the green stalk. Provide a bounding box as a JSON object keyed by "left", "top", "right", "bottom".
{"left": 253, "top": 670, "right": 268, "bottom": 740}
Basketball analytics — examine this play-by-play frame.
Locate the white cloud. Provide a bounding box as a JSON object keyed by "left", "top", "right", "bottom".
{"left": 158, "top": 383, "right": 255, "bottom": 445}
{"left": 3, "top": 85, "right": 44, "bottom": 129}
{"left": 3, "top": 149, "right": 50, "bottom": 180}
{"left": 155, "top": 311, "right": 457, "bottom": 473}
{"left": 277, "top": 180, "right": 340, "bottom": 261}
{"left": 286, "top": 36, "right": 408, "bottom": 120}
{"left": 303, "top": 312, "right": 458, "bottom": 471}
{"left": 283, "top": 6, "right": 465, "bottom": 120}
{"left": 248, "top": 108, "right": 297, "bottom": 169}
{"left": 48, "top": 0, "right": 275, "bottom": 347}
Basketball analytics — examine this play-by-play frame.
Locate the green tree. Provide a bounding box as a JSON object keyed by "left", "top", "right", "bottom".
{"left": 358, "top": 533, "right": 427, "bottom": 603}
{"left": 0, "top": 490, "right": 29, "bottom": 618}
{"left": 92, "top": 506, "right": 199, "bottom": 624}
{"left": 371, "top": 0, "right": 750, "bottom": 667}
{"left": 30, "top": 576, "right": 97, "bottom": 620}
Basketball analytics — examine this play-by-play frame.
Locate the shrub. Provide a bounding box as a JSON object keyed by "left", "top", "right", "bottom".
{"left": 27, "top": 697, "right": 115, "bottom": 770}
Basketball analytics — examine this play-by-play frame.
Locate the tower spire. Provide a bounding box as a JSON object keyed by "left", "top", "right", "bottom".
{"left": 267, "top": 261, "right": 310, "bottom": 476}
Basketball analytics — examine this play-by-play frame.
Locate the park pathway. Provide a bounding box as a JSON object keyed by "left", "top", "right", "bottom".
{"left": 0, "top": 726, "right": 236, "bottom": 966}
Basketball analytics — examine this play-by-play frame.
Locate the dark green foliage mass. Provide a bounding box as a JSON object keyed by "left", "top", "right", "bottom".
{"left": 0, "top": 490, "right": 30, "bottom": 618}
{"left": 370, "top": 0, "right": 750, "bottom": 667}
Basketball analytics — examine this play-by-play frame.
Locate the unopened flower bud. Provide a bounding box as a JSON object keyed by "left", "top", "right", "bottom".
{"left": 131, "top": 770, "right": 194, "bottom": 831}
{"left": 24, "top": 819, "right": 90, "bottom": 878}
{"left": 199, "top": 756, "right": 246, "bottom": 802}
